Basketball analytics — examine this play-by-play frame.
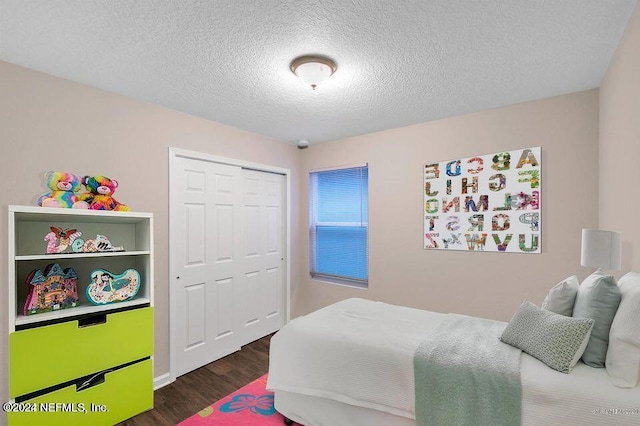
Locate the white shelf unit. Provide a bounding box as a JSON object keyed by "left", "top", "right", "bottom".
{"left": 8, "top": 205, "right": 154, "bottom": 330}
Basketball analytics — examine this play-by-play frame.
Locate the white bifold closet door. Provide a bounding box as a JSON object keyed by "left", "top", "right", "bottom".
{"left": 172, "top": 157, "right": 286, "bottom": 377}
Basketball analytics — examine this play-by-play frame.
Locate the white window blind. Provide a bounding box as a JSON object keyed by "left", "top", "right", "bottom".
{"left": 309, "top": 165, "right": 369, "bottom": 285}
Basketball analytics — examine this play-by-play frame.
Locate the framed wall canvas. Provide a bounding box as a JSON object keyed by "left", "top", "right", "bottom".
{"left": 424, "top": 147, "right": 541, "bottom": 253}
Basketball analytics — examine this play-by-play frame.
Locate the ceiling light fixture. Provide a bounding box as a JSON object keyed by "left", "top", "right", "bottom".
{"left": 290, "top": 55, "right": 337, "bottom": 90}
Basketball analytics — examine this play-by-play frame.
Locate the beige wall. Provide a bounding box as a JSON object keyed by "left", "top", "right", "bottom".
{"left": 0, "top": 61, "right": 301, "bottom": 405}
{"left": 293, "top": 90, "right": 600, "bottom": 321}
{"left": 600, "top": 4, "right": 640, "bottom": 273}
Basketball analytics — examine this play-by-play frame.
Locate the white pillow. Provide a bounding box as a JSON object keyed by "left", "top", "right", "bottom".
{"left": 541, "top": 275, "right": 580, "bottom": 316}
{"left": 606, "top": 272, "right": 640, "bottom": 388}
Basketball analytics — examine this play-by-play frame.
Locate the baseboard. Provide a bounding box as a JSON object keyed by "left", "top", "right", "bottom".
{"left": 154, "top": 372, "right": 174, "bottom": 390}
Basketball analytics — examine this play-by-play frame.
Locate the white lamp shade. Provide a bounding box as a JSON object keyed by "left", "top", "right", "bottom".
{"left": 290, "top": 56, "right": 337, "bottom": 90}
{"left": 581, "top": 229, "right": 622, "bottom": 270}
{"left": 294, "top": 61, "right": 333, "bottom": 89}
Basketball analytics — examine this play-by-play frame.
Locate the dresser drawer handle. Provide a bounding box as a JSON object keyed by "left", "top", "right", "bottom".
{"left": 76, "top": 369, "right": 112, "bottom": 392}
{"left": 78, "top": 314, "right": 107, "bottom": 328}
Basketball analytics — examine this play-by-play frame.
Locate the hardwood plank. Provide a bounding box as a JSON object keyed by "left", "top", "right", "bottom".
{"left": 119, "top": 334, "right": 273, "bottom": 425}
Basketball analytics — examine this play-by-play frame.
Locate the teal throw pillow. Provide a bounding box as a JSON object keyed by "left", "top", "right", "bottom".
{"left": 572, "top": 271, "right": 622, "bottom": 368}
{"left": 500, "top": 300, "right": 594, "bottom": 373}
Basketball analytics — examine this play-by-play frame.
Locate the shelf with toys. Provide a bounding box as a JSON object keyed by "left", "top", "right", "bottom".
{"left": 8, "top": 205, "right": 154, "bottom": 330}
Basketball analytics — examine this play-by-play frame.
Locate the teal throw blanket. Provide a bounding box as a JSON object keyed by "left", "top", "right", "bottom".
{"left": 414, "top": 314, "right": 522, "bottom": 426}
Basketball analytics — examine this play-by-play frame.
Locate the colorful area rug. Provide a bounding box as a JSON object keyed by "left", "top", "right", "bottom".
{"left": 178, "top": 374, "right": 290, "bottom": 425}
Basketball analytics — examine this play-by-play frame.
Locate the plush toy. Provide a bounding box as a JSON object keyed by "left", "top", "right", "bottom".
{"left": 82, "top": 175, "right": 130, "bottom": 211}
{"left": 37, "top": 172, "right": 89, "bottom": 209}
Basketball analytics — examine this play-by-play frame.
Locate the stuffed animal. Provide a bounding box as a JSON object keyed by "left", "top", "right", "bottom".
{"left": 37, "top": 171, "right": 89, "bottom": 209}
{"left": 82, "top": 175, "right": 130, "bottom": 211}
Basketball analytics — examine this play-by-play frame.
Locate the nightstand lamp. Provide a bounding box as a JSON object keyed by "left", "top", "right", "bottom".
{"left": 580, "top": 229, "right": 622, "bottom": 272}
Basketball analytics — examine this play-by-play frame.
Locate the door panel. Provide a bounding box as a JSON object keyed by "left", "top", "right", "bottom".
{"left": 245, "top": 271, "right": 260, "bottom": 326}
{"left": 215, "top": 204, "right": 234, "bottom": 261}
{"left": 245, "top": 205, "right": 260, "bottom": 256}
{"left": 265, "top": 266, "right": 280, "bottom": 317}
{"left": 240, "top": 170, "right": 286, "bottom": 344}
{"left": 173, "top": 158, "right": 242, "bottom": 376}
{"left": 185, "top": 283, "right": 205, "bottom": 348}
{"left": 267, "top": 205, "right": 280, "bottom": 254}
{"left": 185, "top": 204, "right": 205, "bottom": 265}
{"left": 215, "top": 277, "right": 235, "bottom": 337}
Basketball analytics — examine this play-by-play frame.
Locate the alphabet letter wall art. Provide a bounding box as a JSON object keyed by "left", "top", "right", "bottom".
{"left": 424, "top": 147, "right": 541, "bottom": 253}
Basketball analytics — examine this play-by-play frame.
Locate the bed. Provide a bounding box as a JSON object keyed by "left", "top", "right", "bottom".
{"left": 266, "top": 298, "right": 640, "bottom": 426}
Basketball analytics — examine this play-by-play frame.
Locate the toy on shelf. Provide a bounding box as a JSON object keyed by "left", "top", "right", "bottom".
{"left": 86, "top": 268, "right": 140, "bottom": 305}
{"left": 44, "top": 228, "right": 124, "bottom": 254}
{"left": 23, "top": 263, "right": 79, "bottom": 315}
{"left": 70, "top": 234, "right": 125, "bottom": 253}
{"left": 44, "top": 227, "right": 82, "bottom": 254}
{"left": 37, "top": 171, "right": 89, "bottom": 209}
{"left": 82, "top": 175, "right": 130, "bottom": 212}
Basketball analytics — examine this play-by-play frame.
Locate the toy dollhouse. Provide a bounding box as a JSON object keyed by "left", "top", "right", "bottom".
{"left": 23, "top": 263, "right": 79, "bottom": 315}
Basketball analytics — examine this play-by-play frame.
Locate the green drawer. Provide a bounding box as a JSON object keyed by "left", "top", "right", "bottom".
{"left": 8, "top": 358, "right": 153, "bottom": 426}
{"left": 10, "top": 307, "right": 153, "bottom": 398}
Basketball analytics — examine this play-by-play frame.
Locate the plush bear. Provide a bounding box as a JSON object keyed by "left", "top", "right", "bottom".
{"left": 82, "top": 175, "right": 130, "bottom": 211}
{"left": 37, "top": 172, "right": 89, "bottom": 209}
{"left": 82, "top": 176, "right": 130, "bottom": 211}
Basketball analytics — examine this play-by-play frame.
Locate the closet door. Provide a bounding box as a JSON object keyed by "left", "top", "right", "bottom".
{"left": 171, "top": 155, "right": 287, "bottom": 377}
{"left": 240, "top": 170, "right": 286, "bottom": 343}
{"left": 172, "top": 157, "right": 243, "bottom": 377}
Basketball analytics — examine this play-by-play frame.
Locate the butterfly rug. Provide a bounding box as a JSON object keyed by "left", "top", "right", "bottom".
{"left": 178, "top": 374, "right": 291, "bottom": 425}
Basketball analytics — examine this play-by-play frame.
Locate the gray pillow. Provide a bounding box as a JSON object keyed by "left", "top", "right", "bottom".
{"left": 541, "top": 275, "right": 580, "bottom": 316}
{"left": 572, "top": 271, "right": 622, "bottom": 368}
{"left": 500, "top": 300, "right": 594, "bottom": 373}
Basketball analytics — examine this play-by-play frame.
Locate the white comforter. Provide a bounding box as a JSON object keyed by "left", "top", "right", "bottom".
{"left": 267, "top": 298, "right": 640, "bottom": 425}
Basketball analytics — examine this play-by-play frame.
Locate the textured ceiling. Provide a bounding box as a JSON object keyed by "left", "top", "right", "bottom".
{"left": 1, "top": 1, "right": 637, "bottom": 144}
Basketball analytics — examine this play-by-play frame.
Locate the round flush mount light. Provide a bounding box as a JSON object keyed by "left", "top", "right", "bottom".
{"left": 290, "top": 55, "right": 337, "bottom": 90}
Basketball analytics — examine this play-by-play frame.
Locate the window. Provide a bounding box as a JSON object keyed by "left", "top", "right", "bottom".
{"left": 309, "top": 165, "right": 368, "bottom": 286}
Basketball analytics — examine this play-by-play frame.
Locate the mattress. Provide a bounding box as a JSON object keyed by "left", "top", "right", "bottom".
{"left": 267, "top": 298, "right": 640, "bottom": 425}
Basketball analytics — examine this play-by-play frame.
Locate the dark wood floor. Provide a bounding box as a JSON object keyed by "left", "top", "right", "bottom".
{"left": 120, "top": 334, "right": 273, "bottom": 426}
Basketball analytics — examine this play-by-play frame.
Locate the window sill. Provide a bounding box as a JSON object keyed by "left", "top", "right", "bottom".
{"left": 310, "top": 275, "right": 368, "bottom": 290}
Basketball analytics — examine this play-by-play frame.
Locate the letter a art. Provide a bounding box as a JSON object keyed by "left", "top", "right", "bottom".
{"left": 423, "top": 147, "right": 541, "bottom": 253}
